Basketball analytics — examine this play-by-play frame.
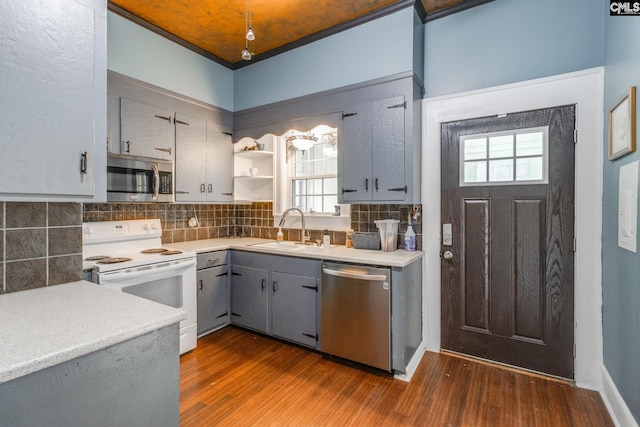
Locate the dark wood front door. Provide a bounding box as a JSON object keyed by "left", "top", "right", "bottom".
{"left": 440, "top": 106, "right": 575, "bottom": 379}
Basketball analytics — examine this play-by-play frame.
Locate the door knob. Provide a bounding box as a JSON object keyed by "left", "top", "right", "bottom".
{"left": 443, "top": 250, "right": 453, "bottom": 260}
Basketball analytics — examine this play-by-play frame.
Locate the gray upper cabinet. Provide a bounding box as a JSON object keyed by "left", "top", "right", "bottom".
{"left": 175, "top": 113, "right": 207, "bottom": 200}
{"left": 234, "top": 73, "right": 422, "bottom": 205}
{"left": 174, "top": 114, "right": 233, "bottom": 202}
{"left": 120, "top": 98, "right": 175, "bottom": 161}
{"left": 0, "top": 0, "right": 106, "bottom": 200}
{"left": 340, "top": 96, "right": 407, "bottom": 202}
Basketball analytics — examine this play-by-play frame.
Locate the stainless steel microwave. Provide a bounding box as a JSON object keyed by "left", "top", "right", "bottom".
{"left": 107, "top": 153, "right": 174, "bottom": 202}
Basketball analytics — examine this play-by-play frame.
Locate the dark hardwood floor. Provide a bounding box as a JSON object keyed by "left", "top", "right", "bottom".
{"left": 180, "top": 327, "right": 613, "bottom": 426}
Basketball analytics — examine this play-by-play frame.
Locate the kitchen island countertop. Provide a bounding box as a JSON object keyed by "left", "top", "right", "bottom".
{"left": 0, "top": 281, "right": 186, "bottom": 384}
{"left": 166, "top": 237, "right": 423, "bottom": 267}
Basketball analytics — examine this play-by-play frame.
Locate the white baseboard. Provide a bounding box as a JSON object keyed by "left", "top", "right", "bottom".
{"left": 600, "top": 365, "right": 638, "bottom": 427}
{"left": 394, "top": 341, "right": 426, "bottom": 382}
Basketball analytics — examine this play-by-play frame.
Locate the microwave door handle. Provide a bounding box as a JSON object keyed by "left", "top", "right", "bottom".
{"left": 152, "top": 164, "right": 160, "bottom": 201}
{"left": 100, "top": 258, "right": 196, "bottom": 283}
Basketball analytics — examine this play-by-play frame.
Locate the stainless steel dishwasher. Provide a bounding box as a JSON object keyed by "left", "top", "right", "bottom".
{"left": 321, "top": 262, "right": 391, "bottom": 371}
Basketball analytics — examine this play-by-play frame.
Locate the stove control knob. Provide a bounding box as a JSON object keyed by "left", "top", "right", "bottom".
{"left": 150, "top": 222, "right": 158, "bottom": 230}
{"left": 83, "top": 226, "right": 93, "bottom": 235}
{"left": 144, "top": 223, "right": 150, "bottom": 230}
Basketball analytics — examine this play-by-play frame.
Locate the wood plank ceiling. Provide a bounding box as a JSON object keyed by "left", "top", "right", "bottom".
{"left": 108, "top": 0, "right": 492, "bottom": 69}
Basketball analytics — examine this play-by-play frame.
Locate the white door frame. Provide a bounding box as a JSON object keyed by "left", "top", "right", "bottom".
{"left": 422, "top": 67, "right": 604, "bottom": 389}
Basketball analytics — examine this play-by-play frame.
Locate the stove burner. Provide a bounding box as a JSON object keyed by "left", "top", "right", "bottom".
{"left": 85, "top": 255, "right": 111, "bottom": 261}
{"left": 160, "top": 250, "right": 182, "bottom": 256}
{"left": 141, "top": 248, "right": 169, "bottom": 254}
{"left": 97, "top": 257, "right": 133, "bottom": 264}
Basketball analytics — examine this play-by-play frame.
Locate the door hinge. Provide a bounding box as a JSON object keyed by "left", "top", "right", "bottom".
{"left": 573, "top": 129, "right": 577, "bottom": 145}
{"left": 302, "top": 333, "right": 319, "bottom": 342}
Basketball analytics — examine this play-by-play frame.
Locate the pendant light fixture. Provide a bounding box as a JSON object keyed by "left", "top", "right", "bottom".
{"left": 245, "top": 0, "right": 255, "bottom": 41}
{"left": 241, "top": 0, "right": 255, "bottom": 60}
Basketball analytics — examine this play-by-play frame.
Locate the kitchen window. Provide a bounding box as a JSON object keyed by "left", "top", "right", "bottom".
{"left": 273, "top": 122, "right": 350, "bottom": 231}
{"left": 290, "top": 133, "right": 338, "bottom": 214}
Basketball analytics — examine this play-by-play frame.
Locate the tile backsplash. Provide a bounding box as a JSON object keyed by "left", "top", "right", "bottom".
{"left": 0, "top": 202, "right": 83, "bottom": 294}
{"left": 1, "top": 201, "right": 421, "bottom": 294}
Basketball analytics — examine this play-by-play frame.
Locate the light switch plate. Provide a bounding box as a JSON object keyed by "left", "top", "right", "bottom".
{"left": 618, "top": 161, "right": 638, "bottom": 253}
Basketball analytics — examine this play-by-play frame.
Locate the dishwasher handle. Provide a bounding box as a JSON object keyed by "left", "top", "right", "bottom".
{"left": 322, "top": 268, "right": 387, "bottom": 282}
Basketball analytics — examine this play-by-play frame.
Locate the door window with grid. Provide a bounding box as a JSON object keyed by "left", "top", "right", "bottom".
{"left": 460, "top": 126, "right": 549, "bottom": 186}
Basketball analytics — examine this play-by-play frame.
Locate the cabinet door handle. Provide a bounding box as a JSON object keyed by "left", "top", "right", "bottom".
{"left": 388, "top": 186, "right": 408, "bottom": 193}
{"left": 302, "top": 285, "right": 318, "bottom": 292}
{"left": 154, "top": 114, "right": 172, "bottom": 122}
{"left": 375, "top": 178, "right": 379, "bottom": 192}
{"left": 387, "top": 101, "right": 406, "bottom": 109}
{"left": 174, "top": 119, "right": 189, "bottom": 125}
{"left": 222, "top": 192, "right": 233, "bottom": 196}
{"left": 125, "top": 140, "right": 130, "bottom": 153}
{"left": 342, "top": 112, "right": 358, "bottom": 119}
{"left": 80, "top": 151, "right": 88, "bottom": 174}
{"left": 341, "top": 188, "right": 357, "bottom": 194}
{"left": 155, "top": 147, "right": 172, "bottom": 155}
{"left": 215, "top": 311, "right": 228, "bottom": 319}
{"left": 200, "top": 184, "right": 206, "bottom": 193}
{"left": 365, "top": 178, "right": 369, "bottom": 192}
{"left": 261, "top": 278, "right": 266, "bottom": 291}
{"left": 208, "top": 184, "right": 213, "bottom": 193}
{"left": 272, "top": 281, "right": 278, "bottom": 293}
{"left": 199, "top": 279, "right": 203, "bottom": 291}
{"left": 231, "top": 271, "right": 242, "bottom": 276}
{"left": 215, "top": 272, "right": 228, "bottom": 277}
{"left": 302, "top": 333, "right": 318, "bottom": 342}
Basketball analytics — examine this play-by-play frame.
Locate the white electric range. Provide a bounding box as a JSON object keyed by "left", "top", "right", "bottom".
{"left": 82, "top": 219, "right": 197, "bottom": 354}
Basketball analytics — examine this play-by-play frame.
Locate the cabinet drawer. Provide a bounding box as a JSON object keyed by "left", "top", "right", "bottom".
{"left": 197, "top": 250, "right": 227, "bottom": 270}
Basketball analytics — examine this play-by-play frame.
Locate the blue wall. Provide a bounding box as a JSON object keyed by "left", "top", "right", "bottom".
{"left": 107, "top": 12, "right": 234, "bottom": 111}
{"left": 423, "top": 0, "right": 604, "bottom": 97}
{"left": 233, "top": 7, "right": 415, "bottom": 111}
{"left": 603, "top": 14, "right": 640, "bottom": 424}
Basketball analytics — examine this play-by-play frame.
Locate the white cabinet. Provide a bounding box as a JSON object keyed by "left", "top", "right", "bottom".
{"left": 0, "top": 0, "right": 106, "bottom": 199}
{"left": 340, "top": 95, "right": 407, "bottom": 202}
{"left": 120, "top": 98, "right": 175, "bottom": 161}
{"left": 174, "top": 113, "right": 233, "bottom": 202}
{"left": 233, "top": 136, "right": 274, "bottom": 202}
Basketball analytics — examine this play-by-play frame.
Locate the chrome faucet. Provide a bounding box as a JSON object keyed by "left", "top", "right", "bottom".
{"left": 279, "top": 207, "right": 310, "bottom": 245}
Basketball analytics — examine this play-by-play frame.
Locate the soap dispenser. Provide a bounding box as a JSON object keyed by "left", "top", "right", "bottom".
{"left": 277, "top": 228, "right": 284, "bottom": 241}
{"left": 322, "top": 229, "right": 330, "bottom": 248}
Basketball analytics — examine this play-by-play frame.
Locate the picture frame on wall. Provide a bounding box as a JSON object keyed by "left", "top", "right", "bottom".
{"left": 609, "top": 86, "right": 636, "bottom": 160}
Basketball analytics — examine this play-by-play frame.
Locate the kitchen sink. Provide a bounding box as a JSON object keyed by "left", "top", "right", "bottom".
{"left": 250, "top": 241, "right": 328, "bottom": 252}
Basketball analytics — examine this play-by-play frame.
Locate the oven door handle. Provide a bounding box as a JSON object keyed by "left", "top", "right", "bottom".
{"left": 100, "top": 258, "right": 196, "bottom": 283}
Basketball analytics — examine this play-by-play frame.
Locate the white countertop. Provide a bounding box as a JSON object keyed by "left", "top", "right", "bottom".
{"left": 0, "top": 281, "right": 186, "bottom": 384}
{"left": 166, "top": 237, "right": 423, "bottom": 267}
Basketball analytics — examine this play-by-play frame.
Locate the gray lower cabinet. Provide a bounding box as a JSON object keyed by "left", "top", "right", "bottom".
{"left": 230, "top": 264, "right": 269, "bottom": 333}
{"left": 230, "top": 251, "right": 320, "bottom": 349}
{"left": 271, "top": 271, "right": 318, "bottom": 347}
{"left": 197, "top": 251, "right": 230, "bottom": 336}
